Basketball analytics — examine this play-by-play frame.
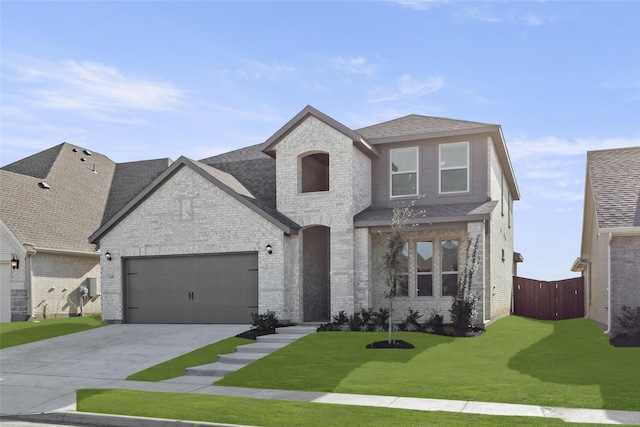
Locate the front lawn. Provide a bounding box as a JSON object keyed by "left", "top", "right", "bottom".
{"left": 216, "top": 316, "right": 639, "bottom": 411}
{"left": 0, "top": 315, "right": 104, "bottom": 349}
{"left": 77, "top": 389, "right": 599, "bottom": 427}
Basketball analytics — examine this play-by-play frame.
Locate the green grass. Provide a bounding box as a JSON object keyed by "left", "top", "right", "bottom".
{"left": 77, "top": 389, "right": 601, "bottom": 427}
{"left": 216, "top": 316, "right": 640, "bottom": 411}
{"left": 0, "top": 315, "right": 104, "bottom": 349}
{"left": 127, "top": 336, "right": 253, "bottom": 381}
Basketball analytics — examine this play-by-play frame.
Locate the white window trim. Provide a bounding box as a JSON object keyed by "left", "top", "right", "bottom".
{"left": 390, "top": 147, "right": 419, "bottom": 198}
{"left": 439, "top": 142, "right": 470, "bottom": 194}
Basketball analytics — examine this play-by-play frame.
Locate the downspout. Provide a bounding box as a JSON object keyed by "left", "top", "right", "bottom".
{"left": 604, "top": 232, "right": 612, "bottom": 335}
{"left": 24, "top": 244, "right": 37, "bottom": 320}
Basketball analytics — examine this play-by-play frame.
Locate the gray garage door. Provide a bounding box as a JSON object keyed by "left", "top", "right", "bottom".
{"left": 124, "top": 253, "right": 258, "bottom": 324}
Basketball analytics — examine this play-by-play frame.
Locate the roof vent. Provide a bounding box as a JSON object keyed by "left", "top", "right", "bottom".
{"left": 38, "top": 182, "right": 50, "bottom": 189}
{"left": 83, "top": 149, "right": 92, "bottom": 156}
{"left": 91, "top": 163, "right": 97, "bottom": 174}
{"left": 72, "top": 148, "right": 78, "bottom": 152}
{"left": 80, "top": 158, "right": 86, "bottom": 162}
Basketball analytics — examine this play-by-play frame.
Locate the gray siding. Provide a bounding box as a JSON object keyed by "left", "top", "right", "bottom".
{"left": 370, "top": 134, "right": 489, "bottom": 207}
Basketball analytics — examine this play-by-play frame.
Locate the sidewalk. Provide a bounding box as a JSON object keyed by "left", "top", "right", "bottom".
{"left": 3, "top": 378, "right": 640, "bottom": 426}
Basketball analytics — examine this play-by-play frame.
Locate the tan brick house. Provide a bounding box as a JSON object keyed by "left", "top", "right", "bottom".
{"left": 2, "top": 106, "right": 520, "bottom": 325}
{"left": 571, "top": 146, "right": 640, "bottom": 336}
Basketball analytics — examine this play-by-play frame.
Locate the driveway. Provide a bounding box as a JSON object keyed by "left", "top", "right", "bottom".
{"left": 0, "top": 324, "right": 249, "bottom": 415}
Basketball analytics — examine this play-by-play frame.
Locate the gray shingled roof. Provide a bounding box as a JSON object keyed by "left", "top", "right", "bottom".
{"left": 1, "top": 143, "right": 172, "bottom": 252}
{"left": 356, "top": 115, "right": 494, "bottom": 140}
{"left": 101, "top": 158, "right": 172, "bottom": 224}
{"left": 588, "top": 146, "right": 640, "bottom": 229}
{"left": 1, "top": 143, "right": 116, "bottom": 252}
{"left": 354, "top": 200, "right": 498, "bottom": 227}
{"left": 200, "top": 144, "right": 300, "bottom": 230}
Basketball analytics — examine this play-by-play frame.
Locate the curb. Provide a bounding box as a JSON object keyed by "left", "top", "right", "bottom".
{"left": 1, "top": 411, "right": 257, "bottom": 427}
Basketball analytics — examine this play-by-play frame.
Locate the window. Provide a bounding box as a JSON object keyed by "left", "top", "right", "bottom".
{"left": 441, "top": 239, "right": 459, "bottom": 296}
{"left": 395, "top": 243, "right": 409, "bottom": 297}
{"left": 416, "top": 241, "right": 433, "bottom": 296}
{"left": 439, "top": 142, "right": 469, "bottom": 193}
{"left": 390, "top": 147, "right": 418, "bottom": 197}
{"left": 301, "top": 153, "right": 329, "bottom": 193}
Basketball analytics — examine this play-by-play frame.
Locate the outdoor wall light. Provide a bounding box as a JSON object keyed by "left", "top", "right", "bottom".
{"left": 11, "top": 255, "right": 19, "bottom": 270}
{"left": 105, "top": 252, "right": 112, "bottom": 261}
{"left": 266, "top": 244, "right": 273, "bottom": 255}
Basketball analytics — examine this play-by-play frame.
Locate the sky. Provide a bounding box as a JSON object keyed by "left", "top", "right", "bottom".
{"left": 1, "top": 1, "right": 639, "bottom": 281}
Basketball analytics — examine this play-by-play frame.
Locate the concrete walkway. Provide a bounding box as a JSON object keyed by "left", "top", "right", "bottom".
{"left": 3, "top": 379, "right": 640, "bottom": 426}
{"left": 2, "top": 324, "right": 639, "bottom": 426}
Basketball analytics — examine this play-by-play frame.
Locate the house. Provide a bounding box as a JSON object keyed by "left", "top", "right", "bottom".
{"left": 571, "top": 146, "right": 640, "bottom": 336}
{"left": 0, "top": 143, "right": 170, "bottom": 321}
{"left": 88, "top": 105, "right": 520, "bottom": 325}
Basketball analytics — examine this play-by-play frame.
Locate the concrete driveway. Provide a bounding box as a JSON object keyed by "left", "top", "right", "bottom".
{"left": 0, "top": 323, "right": 249, "bottom": 415}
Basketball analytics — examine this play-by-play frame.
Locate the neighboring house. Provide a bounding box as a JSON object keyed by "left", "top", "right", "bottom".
{"left": 0, "top": 143, "right": 170, "bottom": 321}
{"left": 89, "top": 105, "right": 520, "bottom": 325}
{"left": 571, "top": 146, "right": 640, "bottom": 336}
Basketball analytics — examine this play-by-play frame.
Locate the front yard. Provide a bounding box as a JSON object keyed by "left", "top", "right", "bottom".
{"left": 215, "top": 316, "right": 639, "bottom": 411}
{"left": 0, "top": 315, "right": 104, "bottom": 349}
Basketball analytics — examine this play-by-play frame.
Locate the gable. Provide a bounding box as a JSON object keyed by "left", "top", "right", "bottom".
{"left": 90, "top": 157, "right": 299, "bottom": 244}
{"left": 588, "top": 146, "right": 640, "bottom": 230}
{"left": 261, "top": 105, "right": 379, "bottom": 159}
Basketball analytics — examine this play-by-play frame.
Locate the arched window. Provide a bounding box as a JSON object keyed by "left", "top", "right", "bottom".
{"left": 300, "top": 152, "right": 329, "bottom": 193}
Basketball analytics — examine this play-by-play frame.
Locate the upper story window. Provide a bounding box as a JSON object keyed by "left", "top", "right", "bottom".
{"left": 439, "top": 142, "right": 469, "bottom": 194}
{"left": 390, "top": 147, "right": 418, "bottom": 198}
{"left": 301, "top": 152, "right": 329, "bottom": 193}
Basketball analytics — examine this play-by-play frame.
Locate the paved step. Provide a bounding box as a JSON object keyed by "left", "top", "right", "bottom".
{"left": 184, "top": 324, "right": 317, "bottom": 379}
{"left": 186, "top": 362, "right": 243, "bottom": 377}
{"left": 257, "top": 333, "right": 306, "bottom": 344}
{"left": 276, "top": 325, "right": 318, "bottom": 335}
{"left": 235, "top": 342, "right": 288, "bottom": 353}
{"left": 218, "top": 352, "right": 269, "bottom": 365}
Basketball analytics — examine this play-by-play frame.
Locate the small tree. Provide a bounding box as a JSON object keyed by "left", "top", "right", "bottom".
{"left": 449, "top": 235, "right": 480, "bottom": 333}
{"left": 378, "top": 199, "right": 423, "bottom": 343}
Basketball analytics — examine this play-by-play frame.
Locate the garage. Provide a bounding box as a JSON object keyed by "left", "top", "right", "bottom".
{"left": 124, "top": 253, "right": 258, "bottom": 324}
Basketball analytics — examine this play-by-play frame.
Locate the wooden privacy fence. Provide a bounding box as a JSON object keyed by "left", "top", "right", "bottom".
{"left": 512, "top": 276, "right": 584, "bottom": 320}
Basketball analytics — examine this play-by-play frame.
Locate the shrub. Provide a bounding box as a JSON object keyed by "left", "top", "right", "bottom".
{"left": 332, "top": 311, "right": 349, "bottom": 326}
{"left": 427, "top": 309, "right": 444, "bottom": 327}
{"left": 400, "top": 308, "right": 423, "bottom": 331}
{"left": 443, "top": 326, "right": 457, "bottom": 337}
{"left": 348, "top": 312, "right": 364, "bottom": 331}
{"left": 449, "top": 235, "right": 480, "bottom": 332}
{"left": 616, "top": 305, "right": 640, "bottom": 338}
{"left": 371, "top": 308, "right": 389, "bottom": 332}
{"left": 359, "top": 307, "right": 374, "bottom": 331}
{"left": 250, "top": 310, "right": 279, "bottom": 332}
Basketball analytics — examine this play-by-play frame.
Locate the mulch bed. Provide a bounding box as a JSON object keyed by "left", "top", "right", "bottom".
{"left": 366, "top": 340, "right": 415, "bottom": 349}
{"left": 610, "top": 333, "right": 640, "bottom": 347}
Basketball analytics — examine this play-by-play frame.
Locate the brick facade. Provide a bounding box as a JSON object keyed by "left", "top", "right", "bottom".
{"left": 610, "top": 235, "right": 640, "bottom": 335}
{"left": 100, "top": 166, "right": 286, "bottom": 323}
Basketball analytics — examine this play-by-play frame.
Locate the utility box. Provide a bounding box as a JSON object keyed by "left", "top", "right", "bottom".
{"left": 87, "top": 278, "right": 97, "bottom": 297}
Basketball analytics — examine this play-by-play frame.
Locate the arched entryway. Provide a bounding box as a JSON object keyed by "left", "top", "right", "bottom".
{"left": 303, "top": 225, "right": 330, "bottom": 322}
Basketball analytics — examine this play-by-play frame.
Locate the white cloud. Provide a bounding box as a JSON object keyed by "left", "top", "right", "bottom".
{"left": 398, "top": 74, "right": 444, "bottom": 96}
{"left": 370, "top": 74, "right": 444, "bottom": 103}
{"left": 522, "top": 13, "right": 545, "bottom": 27}
{"left": 508, "top": 136, "right": 640, "bottom": 161}
{"left": 6, "top": 58, "right": 183, "bottom": 118}
{"left": 330, "top": 56, "right": 377, "bottom": 76}
{"left": 396, "top": 0, "right": 445, "bottom": 11}
{"left": 240, "top": 60, "right": 297, "bottom": 80}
